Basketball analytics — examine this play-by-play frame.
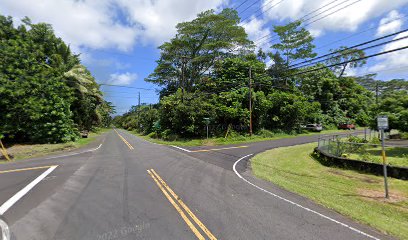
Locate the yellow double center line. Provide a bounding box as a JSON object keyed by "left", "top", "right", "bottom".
{"left": 147, "top": 169, "right": 217, "bottom": 240}
{"left": 114, "top": 129, "right": 134, "bottom": 150}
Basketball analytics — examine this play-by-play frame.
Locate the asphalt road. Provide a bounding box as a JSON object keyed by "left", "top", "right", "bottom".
{"left": 0, "top": 129, "right": 393, "bottom": 240}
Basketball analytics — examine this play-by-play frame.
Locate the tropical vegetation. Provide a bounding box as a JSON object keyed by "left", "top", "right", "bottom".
{"left": 0, "top": 15, "right": 115, "bottom": 143}
{"left": 113, "top": 9, "right": 407, "bottom": 140}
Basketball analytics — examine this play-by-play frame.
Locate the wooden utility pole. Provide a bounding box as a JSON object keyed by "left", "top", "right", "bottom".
{"left": 375, "top": 81, "right": 379, "bottom": 105}
{"left": 138, "top": 92, "right": 141, "bottom": 124}
{"left": 249, "top": 67, "right": 253, "bottom": 136}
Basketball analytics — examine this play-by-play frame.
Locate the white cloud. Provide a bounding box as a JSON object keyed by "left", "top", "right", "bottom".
{"left": 0, "top": 0, "right": 139, "bottom": 52}
{"left": 108, "top": 72, "right": 138, "bottom": 85}
{"left": 368, "top": 31, "right": 408, "bottom": 75}
{"left": 262, "top": 0, "right": 408, "bottom": 36}
{"left": 376, "top": 10, "right": 405, "bottom": 36}
{"left": 0, "top": 0, "right": 227, "bottom": 52}
{"left": 242, "top": 17, "right": 271, "bottom": 50}
{"left": 116, "top": 0, "right": 227, "bottom": 45}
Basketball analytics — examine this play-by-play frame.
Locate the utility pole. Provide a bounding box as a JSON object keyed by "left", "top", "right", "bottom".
{"left": 375, "top": 81, "right": 379, "bottom": 105}
{"left": 249, "top": 66, "right": 253, "bottom": 136}
{"left": 138, "top": 92, "right": 140, "bottom": 110}
{"left": 138, "top": 92, "right": 141, "bottom": 126}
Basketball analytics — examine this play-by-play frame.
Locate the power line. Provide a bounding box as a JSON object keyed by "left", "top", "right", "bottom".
{"left": 303, "top": 0, "right": 363, "bottom": 28}
{"left": 354, "top": 65, "right": 408, "bottom": 76}
{"left": 292, "top": 34, "right": 408, "bottom": 70}
{"left": 255, "top": 0, "right": 362, "bottom": 46}
{"left": 99, "top": 83, "right": 155, "bottom": 90}
{"left": 234, "top": 0, "right": 253, "bottom": 10}
{"left": 239, "top": 0, "right": 262, "bottom": 15}
{"left": 285, "top": 45, "right": 408, "bottom": 77}
{"left": 298, "top": 0, "right": 343, "bottom": 21}
{"left": 240, "top": 0, "right": 286, "bottom": 25}
{"left": 301, "top": 0, "right": 355, "bottom": 24}
{"left": 315, "top": 13, "right": 408, "bottom": 51}
{"left": 289, "top": 28, "right": 408, "bottom": 69}
{"left": 253, "top": 0, "right": 351, "bottom": 43}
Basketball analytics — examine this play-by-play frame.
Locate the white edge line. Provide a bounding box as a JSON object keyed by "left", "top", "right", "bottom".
{"left": 44, "top": 143, "right": 102, "bottom": 160}
{"left": 0, "top": 218, "right": 10, "bottom": 240}
{"left": 171, "top": 145, "right": 192, "bottom": 152}
{"left": 0, "top": 165, "right": 58, "bottom": 215}
{"left": 232, "top": 154, "right": 381, "bottom": 240}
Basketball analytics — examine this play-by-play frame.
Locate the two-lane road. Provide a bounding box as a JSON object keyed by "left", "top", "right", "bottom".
{"left": 0, "top": 129, "right": 392, "bottom": 240}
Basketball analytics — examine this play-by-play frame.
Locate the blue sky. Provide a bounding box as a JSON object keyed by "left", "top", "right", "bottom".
{"left": 1, "top": 0, "right": 408, "bottom": 115}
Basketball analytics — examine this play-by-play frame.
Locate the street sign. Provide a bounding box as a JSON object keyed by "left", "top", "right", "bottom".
{"left": 377, "top": 116, "right": 388, "bottom": 130}
{"left": 203, "top": 118, "right": 210, "bottom": 139}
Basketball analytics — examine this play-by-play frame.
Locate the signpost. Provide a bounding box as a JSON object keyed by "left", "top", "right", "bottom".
{"left": 377, "top": 116, "right": 389, "bottom": 198}
{"left": 203, "top": 118, "right": 210, "bottom": 139}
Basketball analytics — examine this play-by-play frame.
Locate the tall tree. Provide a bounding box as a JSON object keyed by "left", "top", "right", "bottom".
{"left": 0, "top": 15, "right": 106, "bottom": 143}
{"left": 64, "top": 64, "right": 104, "bottom": 131}
{"left": 146, "top": 8, "right": 252, "bottom": 95}
{"left": 268, "top": 20, "right": 316, "bottom": 86}
{"left": 271, "top": 20, "right": 316, "bottom": 66}
{"left": 325, "top": 46, "right": 366, "bottom": 78}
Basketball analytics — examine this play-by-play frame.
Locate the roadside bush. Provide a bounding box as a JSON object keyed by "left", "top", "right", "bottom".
{"left": 160, "top": 129, "right": 179, "bottom": 141}
{"left": 147, "top": 132, "right": 158, "bottom": 139}
{"left": 370, "top": 137, "right": 381, "bottom": 144}
{"left": 257, "top": 129, "right": 275, "bottom": 138}
{"left": 347, "top": 136, "right": 367, "bottom": 143}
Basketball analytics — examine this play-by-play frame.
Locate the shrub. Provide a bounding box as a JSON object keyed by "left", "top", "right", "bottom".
{"left": 147, "top": 132, "right": 158, "bottom": 139}
{"left": 347, "top": 136, "right": 367, "bottom": 143}
{"left": 256, "top": 129, "right": 275, "bottom": 138}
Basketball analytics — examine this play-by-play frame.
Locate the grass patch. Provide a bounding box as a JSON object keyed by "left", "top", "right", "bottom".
{"left": 349, "top": 146, "right": 408, "bottom": 168}
{"left": 251, "top": 143, "right": 408, "bottom": 240}
{"left": 130, "top": 129, "right": 356, "bottom": 147}
{"left": 2, "top": 128, "right": 111, "bottom": 162}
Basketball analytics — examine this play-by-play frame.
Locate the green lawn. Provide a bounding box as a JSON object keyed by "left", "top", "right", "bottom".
{"left": 252, "top": 143, "right": 408, "bottom": 240}
{"left": 1, "top": 128, "right": 111, "bottom": 162}
{"left": 131, "top": 129, "right": 356, "bottom": 147}
{"left": 349, "top": 146, "right": 408, "bottom": 167}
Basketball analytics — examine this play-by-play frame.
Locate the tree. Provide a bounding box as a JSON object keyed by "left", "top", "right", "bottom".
{"left": 64, "top": 64, "right": 104, "bottom": 131}
{"left": 0, "top": 15, "right": 106, "bottom": 143}
{"left": 299, "top": 66, "right": 374, "bottom": 126}
{"left": 271, "top": 20, "right": 316, "bottom": 66}
{"left": 259, "top": 91, "right": 321, "bottom": 131}
{"left": 268, "top": 20, "right": 316, "bottom": 86}
{"left": 159, "top": 90, "right": 216, "bottom": 137}
{"left": 371, "top": 91, "right": 408, "bottom": 131}
{"left": 325, "top": 46, "right": 366, "bottom": 78}
{"left": 146, "top": 8, "right": 252, "bottom": 95}
{"left": 202, "top": 54, "right": 271, "bottom": 93}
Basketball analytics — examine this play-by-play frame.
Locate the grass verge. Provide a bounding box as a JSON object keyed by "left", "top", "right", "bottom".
{"left": 131, "top": 129, "right": 357, "bottom": 147}
{"left": 1, "top": 128, "right": 111, "bottom": 162}
{"left": 349, "top": 146, "right": 408, "bottom": 168}
{"left": 251, "top": 143, "right": 408, "bottom": 240}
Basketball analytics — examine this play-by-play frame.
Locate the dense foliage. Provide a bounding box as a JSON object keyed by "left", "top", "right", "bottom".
{"left": 0, "top": 15, "right": 114, "bottom": 143}
{"left": 115, "top": 8, "right": 407, "bottom": 139}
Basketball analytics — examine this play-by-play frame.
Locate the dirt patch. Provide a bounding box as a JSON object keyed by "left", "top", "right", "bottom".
{"left": 327, "top": 169, "right": 380, "bottom": 183}
{"left": 201, "top": 140, "right": 216, "bottom": 146}
{"left": 357, "top": 188, "right": 408, "bottom": 204}
{"left": 5, "top": 143, "right": 76, "bottom": 160}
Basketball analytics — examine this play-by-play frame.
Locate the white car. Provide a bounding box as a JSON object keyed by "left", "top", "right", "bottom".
{"left": 304, "top": 124, "right": 323, "bottom": 132}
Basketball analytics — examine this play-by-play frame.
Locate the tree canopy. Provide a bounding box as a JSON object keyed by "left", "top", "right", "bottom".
{"left": 116, "top": 9, "right": 407, "bottom": 138}
{"left": 0, "top": 15, "right": 114, "bottom": 143}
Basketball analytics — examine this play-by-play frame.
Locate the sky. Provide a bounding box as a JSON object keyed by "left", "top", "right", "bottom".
{"left": 1, "top": 0, "right": 408, "bottom": 115}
